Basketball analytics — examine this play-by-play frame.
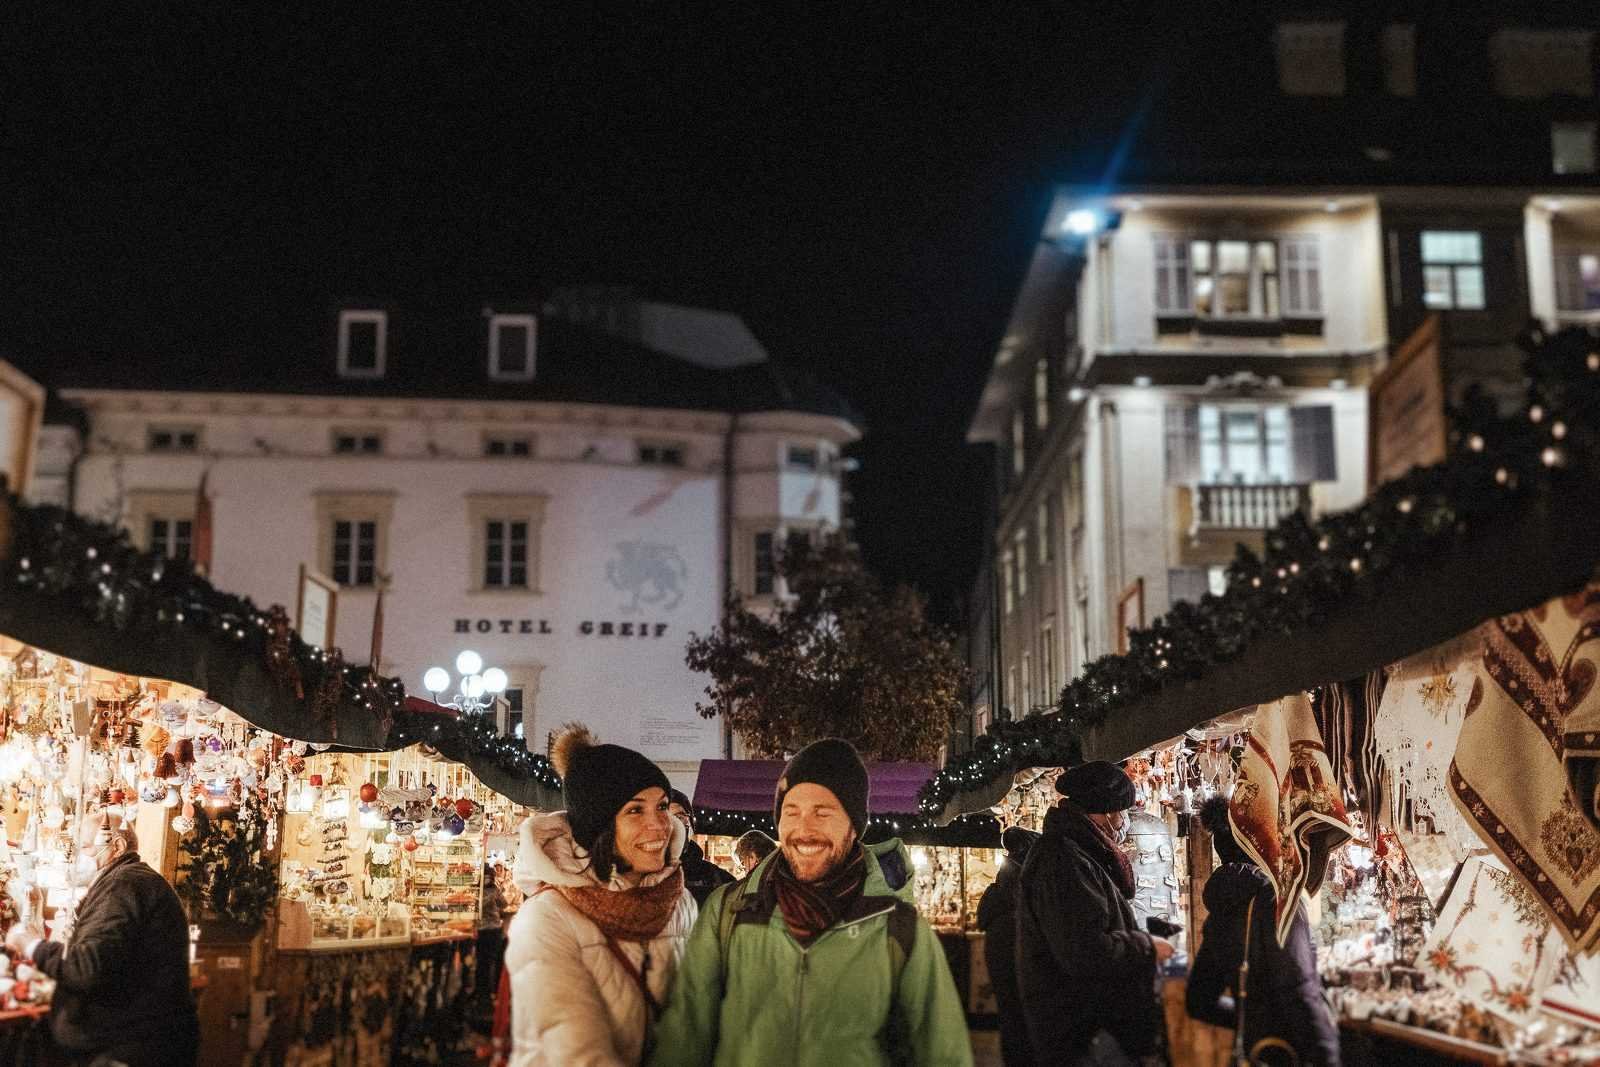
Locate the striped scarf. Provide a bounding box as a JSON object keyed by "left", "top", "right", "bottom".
{"left": 768, "top": 843, "right": 868, "bottom": 944}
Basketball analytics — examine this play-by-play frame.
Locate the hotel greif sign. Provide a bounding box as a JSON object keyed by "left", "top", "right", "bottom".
{"left": 1370, "top": 314, "right": 1448, "bottom": 489}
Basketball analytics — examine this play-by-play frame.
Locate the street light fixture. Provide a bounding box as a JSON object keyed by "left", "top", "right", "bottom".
{"left": 422, "top": 650, "right": 507, "bottom": 715}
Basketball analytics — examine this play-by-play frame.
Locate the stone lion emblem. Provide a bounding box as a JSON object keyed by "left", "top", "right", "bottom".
{"left": 606, "top": 541, "right": 687, "bottom": 613}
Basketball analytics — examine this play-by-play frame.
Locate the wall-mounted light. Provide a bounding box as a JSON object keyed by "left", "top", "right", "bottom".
{"left": 1133, "top": 376, "right": 1153, "bottom": 388}
{"left": 1064, "top": 209, "right": 1100, "bottom": 236}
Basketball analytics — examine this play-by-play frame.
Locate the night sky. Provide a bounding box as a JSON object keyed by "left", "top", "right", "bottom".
{"left": 3, "top": 6, "right": 1168, "bottom": 622}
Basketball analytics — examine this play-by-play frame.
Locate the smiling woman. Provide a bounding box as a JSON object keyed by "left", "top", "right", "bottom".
{"left": 502, "top": 724, "right": 697, "bottom": 1067}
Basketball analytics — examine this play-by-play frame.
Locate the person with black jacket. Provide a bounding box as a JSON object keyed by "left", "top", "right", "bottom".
{"left": 976, "top": 826, "right": 1039, "bottom": 1067}
{"left": 6, "top": 816, "right": 198, "bottom": 1067}
{"left": 1187, "top": 796, "right": 1341, "bottom": 1066}
{"left": 668, "top": 789, "right": 735, "bottom": 905}
{"left": 1018, "top": 761, "right": 1174, "bottom": 1066}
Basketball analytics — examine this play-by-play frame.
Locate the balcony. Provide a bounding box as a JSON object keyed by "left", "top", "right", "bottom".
{"left": 1196, "top": 482, "right": 1310, "bottom": 530}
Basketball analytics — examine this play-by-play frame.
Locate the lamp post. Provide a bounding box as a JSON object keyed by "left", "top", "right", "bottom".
{"left": 422, "top": 650, "right": 508, "bottom": 716}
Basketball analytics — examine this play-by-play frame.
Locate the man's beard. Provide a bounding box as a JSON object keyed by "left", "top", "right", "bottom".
{"left": 780, "top": 833, "right": 854, "bottom": 883}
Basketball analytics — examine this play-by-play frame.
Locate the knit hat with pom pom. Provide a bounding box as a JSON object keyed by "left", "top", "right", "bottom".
{"left": 551, "top": 723, "right": 671, "bottom": 852}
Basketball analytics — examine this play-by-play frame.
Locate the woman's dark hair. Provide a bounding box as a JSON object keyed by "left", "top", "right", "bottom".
{"left": 1199, "top": 794, "right": 1250, "bottom": 866}
{"left": 584, "top": 828, "right": 633, "bottom": 884}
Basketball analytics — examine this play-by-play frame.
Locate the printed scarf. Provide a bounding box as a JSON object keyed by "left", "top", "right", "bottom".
{"left": 1060, "top": 802, "right": 1136, "bottom": 899}
{"left": 556, "top": 866, "right": 684, "bottom": 943}
{"left": 768, "top": 842, "right": 868, "bottom": 944}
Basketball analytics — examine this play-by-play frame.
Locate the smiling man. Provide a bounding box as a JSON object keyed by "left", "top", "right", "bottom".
{"left": 649, "top": 738, "right": 972, "bottom": 1067}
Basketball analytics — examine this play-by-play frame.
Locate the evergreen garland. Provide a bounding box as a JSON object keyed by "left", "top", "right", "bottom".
{"left": 919, "top": 324, "right": 1600, "bottom": 818}
{"left": 177, "top": 794, "right": 280, "bottom": 931}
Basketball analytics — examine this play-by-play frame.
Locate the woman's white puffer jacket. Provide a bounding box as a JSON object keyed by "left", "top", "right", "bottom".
{"left": 503, "top": 811, "right": 698, "bottom": 1067}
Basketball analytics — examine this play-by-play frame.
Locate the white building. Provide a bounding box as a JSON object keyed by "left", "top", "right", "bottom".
{"left": 28, "top": 295, "right": 860, "bottom": 792}
{"left": 962, "top": 10, "right": 1600, "bottom": 741}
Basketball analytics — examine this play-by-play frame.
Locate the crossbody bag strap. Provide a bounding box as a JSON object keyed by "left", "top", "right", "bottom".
{"left": 602, "top": 935, "right": 661, "bottom": 1019}
{"left": 1234, "top": 896, "right": 1254, "bottom": 1065}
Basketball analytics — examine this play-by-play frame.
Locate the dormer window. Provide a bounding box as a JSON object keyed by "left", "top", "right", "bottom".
{"left": 337, "top": 310, "right": 387, "bottom": 379}
{"left": 148, "top": 425, "right": 201, "bottom": 452}
{"left": 489, "top": 314, "right": 537, "bottom": 382}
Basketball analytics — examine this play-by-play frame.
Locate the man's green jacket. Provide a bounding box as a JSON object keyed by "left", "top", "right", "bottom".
{"left": 649, "top": 838, "right": 974, "bottom": 1067}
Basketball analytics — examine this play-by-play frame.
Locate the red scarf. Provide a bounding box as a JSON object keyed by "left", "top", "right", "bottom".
{"left": 768, "top": 843, "right": 868, "bottom": 944}
{"left": 1061, "top": 803, "right": 1136, "bottom": 899}
{"left": 554, "top": 866, "right": 685, "bottom": 942}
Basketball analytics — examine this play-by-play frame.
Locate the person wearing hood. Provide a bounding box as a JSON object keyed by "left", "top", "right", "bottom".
{"left": 976, "top": 826, "right": 1038, "bottom": 1067}
{"left": 503, "top": 724, "right": 698, "bottom": 1067}
{"left": 668, "top": 789, "right": 735, "bottom": 906}
{"left": 1017, "top": 761, "right": 1174, "bottom": 1066}
{"left": 1186, "top": 796, "right": 1340, "bottom": 1066}
{"left": 649, "top": 738, "right": 973, "bottom": 1067}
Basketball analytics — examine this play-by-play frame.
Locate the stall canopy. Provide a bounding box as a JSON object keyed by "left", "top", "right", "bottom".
{"left": 919, "top": 324, "right": 1600, "bottom": 824}
{"left": 0, "top": 491, "right": 563, "bottom": 811}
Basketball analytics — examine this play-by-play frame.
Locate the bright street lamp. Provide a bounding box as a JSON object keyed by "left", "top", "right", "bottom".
{"left": 422, "top": 650, "right": 504, "bottom": 715}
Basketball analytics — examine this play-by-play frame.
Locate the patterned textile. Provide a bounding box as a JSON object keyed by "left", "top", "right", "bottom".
{"left": 1373, "top": 632, "right": 1485, "bottom": 861}
{"left": 1564, "top": 647, "right": 1600, "bottom": 834}
{"left": 1449, "top": 584, "right": 1600, "bottom": 953}
{"left": 1311, "top": 669, "right": 1387, "bottom": 833}
{"left": 1421, "top": 857, "right": 1567, "bottom": 1026}
{"left": 1229, "top": 692, "right": 1354, "bottom": 946}
{"left": 1542, "top": 944, "right": 1600, "bottom": 1030}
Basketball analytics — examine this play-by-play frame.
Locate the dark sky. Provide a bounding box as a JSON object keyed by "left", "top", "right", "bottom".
{"left": 2, "top": 5, "right": 1166, "bottom": 621}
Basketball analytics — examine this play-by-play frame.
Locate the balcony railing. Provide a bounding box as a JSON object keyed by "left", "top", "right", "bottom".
{"left": 1196, "top": 483, "right": 1311, "bottom": 530}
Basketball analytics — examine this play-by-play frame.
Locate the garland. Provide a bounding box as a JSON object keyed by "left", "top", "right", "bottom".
{"left": 178, "top": 794, "right": 280, "bottom": 931}
{"left": 918, "top": 324, "right": 1600, "bottom": 818}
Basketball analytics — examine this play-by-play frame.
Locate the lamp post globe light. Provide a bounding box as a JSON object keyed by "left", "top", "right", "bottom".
{"left": 422, "top": 651, "right": 507, "bottom": 714}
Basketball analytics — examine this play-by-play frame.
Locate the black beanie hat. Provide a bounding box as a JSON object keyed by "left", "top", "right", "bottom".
{"left": 668, "top": 789, "right": 695, "bottom": 826}
{"left": 774, "top": 738, "right": 870, "bottom": 835}
{"left": 1055, "top": 760, "right": 1136, "bottom": 814}
{"left": 1199, "top": 794, "right": 1249, "bottom": 866}
{"left": 551, "top": 724, "right": 671, "bottom": 851}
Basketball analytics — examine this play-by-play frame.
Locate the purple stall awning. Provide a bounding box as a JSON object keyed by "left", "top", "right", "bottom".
{"left": 692, "top": 759, "right": 935, "bottom": 816}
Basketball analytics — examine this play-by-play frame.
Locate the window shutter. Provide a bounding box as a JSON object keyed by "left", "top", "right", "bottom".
{"left": 1153, "top": 235, "right": 1190, "bottom": 314}
{"left": 1555, "top": 252, "right": 1582, "bottom": 311}
{"left": 1164, "top": 405, "right": 1201, "bottom": 484}
{"left": 1290, "top": 405, "right": 1337, "bottom": 483}
{"left": 1284, "top": 237, "right": 1322, "bottom": 315}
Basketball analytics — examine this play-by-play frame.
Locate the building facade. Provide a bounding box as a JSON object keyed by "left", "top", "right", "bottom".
{"left": 966, "top": 11, "right": 1599, "bottom": 734}
{"left": 22, "top": 296, "right": 859, "bottom": 792}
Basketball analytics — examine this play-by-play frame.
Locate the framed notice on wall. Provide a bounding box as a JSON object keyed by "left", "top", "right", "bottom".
{"left": 1370, "top": 314, "right": 1448, "bottom": 489}
{"left": 1116, "top": 578, "right": 1145, "bottom": 655}
{"left": 296, "top": 565, "right": 339, "bottom": 651}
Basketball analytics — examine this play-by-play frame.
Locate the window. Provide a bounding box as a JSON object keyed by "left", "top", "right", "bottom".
{"left": 148, "top": 517, "right": 193, "bottom": 560}
{"left": 467, "top": 494, "right": 548, "bottom": 593}
{"left": 1191, "top": 240, "right": 1280, "bottom": 318}
{"left": 333, "top": 431, "right": 383, "bottom": 455}
{"left": 1037, "top": 499, "right": 1053, "bottom": 564}
{"left": 1553, "top": 121, "right": 1598, "bottom": 175}
{"left": 1421, "top": 231, "right": 1486, "bottom": 310}
{"left": 1556, "top": 251, "right": 1600, "bottom": 312}
{"left": 1011, "top": 410, "right": 1025, "bottom": 476}
{"left": 484, "top": 435, "right": 534, "bottom": 458}
{"left": 1006, "top": 666, "right": 1017, "bottom": 715}
{"left": 638, "top": 441, "right": 687, "bottom": 467}
{"left": 337, "top": 310, "right": 387, "bottom": 379}
{"left": 1199, "top": 405, "right": 1292, "bottom": 484}
{"left": 753, "top": 531, "right": 776, "bottom": 595}
{"left": 1034, "top": 359, "right": 1050, "bottom": 430}
{"left": 332, "top": 519, "right": 378, "bottom": 587}
{"left": 1040, "top": 625, "right": 1055, "bottom": 708}
{"left": 1275, "top": 21, "right": 1346, "bottom": 96}
{"left": 488, "top": 314, "right": 537, "bottom": 381}
{"left": 1021, "top": 653, "right": 1032, "bottom": 714}
{"left": 1153, "top": 235, "right": 1191, "bottom": 315}
{"left": 1490, "top": 30, "right": 1595, "bottom": 99}
{"left": 1015, "top": 531, "right": 1028, "bottom": 597}
{"left": 786, "top": 444, "right": 820, "bottom": 471}
{"left": 1002, "top": 552, "right": 1015, "bottom": 614}
{"left": 483, "top": 520, "right": 529, "bottom": 588}
{"left": 148, "top": 426, "right": 200, "bottom": 453}
{"left": 1281, "top": 237, "right": 1322, "bottom": 316}
{"left": 1381, "top": 24, "right": 1417, "bottom": 97}
{"left": 502, "top": 686, "right": 525, "bottom": 740}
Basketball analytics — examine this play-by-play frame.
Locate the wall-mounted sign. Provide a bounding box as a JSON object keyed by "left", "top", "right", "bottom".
{"left": 451, "top": 617, "right": 671, "bottom": 639}
{"left": 1116, "top": 578, "right": 1145, "bottom": 656}
{"left": 1370, "top": 314, "right": 1448, "bottom": 489}
{"left": 297, "top": 566, "right": 339, "bottom": 651}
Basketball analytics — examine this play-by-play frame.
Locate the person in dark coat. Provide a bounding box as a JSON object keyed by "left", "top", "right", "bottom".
{"left": 976, "top": 826, "right": 1039, "bottom": 1067}
{"left": 1187, "top": 796, "right": 1341, "bottom": 1066}
{"left": 669, "top": 789, "right": 735, "bottom": 905}
{"left": 1017, "top": 761, "right": 1173, "bottom": 1066}
{"left": 7, "top": 817, "right": 198, "bottom": 1067}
